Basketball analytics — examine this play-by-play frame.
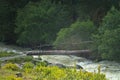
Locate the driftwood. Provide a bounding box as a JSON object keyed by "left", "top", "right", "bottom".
{"left": 25, "top": 50, "right": 91, "bottom": 57}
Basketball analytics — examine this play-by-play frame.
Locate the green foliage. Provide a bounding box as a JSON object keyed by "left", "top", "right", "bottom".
{"left": 15, "top": 0, "right": 72, "bottom": 46}
{"left": 23, "top": 62, "right": 34, "bottom": 69}
{"left": 54, "top": 20, "right": 95, "bottom": 50}
{"left": 8, "top": 56, "right": 33, "bottom": 63}
{"left": 36, "top": 61, "right": 48, "bottom": 67}
{"left": 0, "top": 0, "right": 17, "bottom": 43}
{"left": 0, "top": 0, "right": 119, "bottom": 62}
{"left": 98, "top": 29, "right": 120, "bottom": 61}
{"left": 0, "top": 62, "right": 107, "bottom": 80}
{"left": 0, "top": 61, "right": 1, "bottom": 68}
{"left": 7, "top": 75, "right": 23, "bottom": 80}
{"left": 32, "top": 66, "right": 106, "bottom": 80}
{"left": 0, "top": 69, "right": 23, "bottom": 80}
{"left": 93, "top": 7, "right": 120, "bottom": 61}
{"left": 23, "top": 62, "right": 34, "bottom": 73}
{"left": 2, "top": 63, "right": 19, "bottom": 71}
{"left": 99, "top": 7, "right": 120, "bottom": 32}
{"left": 0, "top": 0, "right": 119, "bottom": 45}
{"left": 0, "top": 51, "right": 17, "bottom": 58}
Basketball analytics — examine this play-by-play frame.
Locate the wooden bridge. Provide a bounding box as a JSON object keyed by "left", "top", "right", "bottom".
{"left": 25, "top": 50, "right": 91, "bottom": 58}
{"left": 25, "top": 41, "right": 93, "bottom": 57}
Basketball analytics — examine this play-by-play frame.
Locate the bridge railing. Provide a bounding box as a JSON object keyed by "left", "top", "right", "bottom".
{"left": 29, "top": 41, "right": 93, "bottom": 50}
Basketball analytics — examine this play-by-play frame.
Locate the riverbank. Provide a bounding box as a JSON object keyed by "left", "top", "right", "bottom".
{"left": 0, "top": 62, "right": 107, "bottom": 80}
{"left": 0, "top": 42, "right": 120, "bottom": 80}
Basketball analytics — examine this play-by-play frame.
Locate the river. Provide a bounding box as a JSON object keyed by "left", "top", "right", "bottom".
{"left": 40, "top": 55, "right": 120, "bottom": 80}
{"left": 0, "top": 43, "right": 120, "bottom": 80}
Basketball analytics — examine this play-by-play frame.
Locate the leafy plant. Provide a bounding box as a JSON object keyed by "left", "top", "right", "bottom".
{"left": 54, "top": 20, "right": 95, "bottom": 50}
{"left": 8, "top": 56, "right": 33, "bottom": 63}
{"left": 0, "top": 62, "right": 107, "bottom": 80}
{"left": 2, "top": 63, "right": 19, "bottom": 71}
{"left": 36, "top": 61, "right": 48, "bottom": 67}
{"left": 0, "top": 51, "right": 17, "bottom": 58}
{"left": 23, "top": 62, "right": 34, "bottom": 73}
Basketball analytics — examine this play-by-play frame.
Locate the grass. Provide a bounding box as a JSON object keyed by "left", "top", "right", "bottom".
{"left": 0, "top": 51, "right": 33, "bottom": 64}
{"left": 7, "top": 56, "right": 33, "bottom": 63}
{"left": 0, "top": 51, "right": 17, "bottom": 58}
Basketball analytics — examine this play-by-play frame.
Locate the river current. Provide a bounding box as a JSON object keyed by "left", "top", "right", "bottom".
{"left": 40, "top": 55, "right": 120, "bottom": 80}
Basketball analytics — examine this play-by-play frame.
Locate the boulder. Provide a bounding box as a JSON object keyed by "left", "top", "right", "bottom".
{"left": 48, "top": 63, "right": 66, "bottom": 68}
{"left": 16, "top": 72, "right": 22, "bottom": 77}
{"left": 76, "top": 64, "right": 83, "bottom": 69}
{"left": 65, "top": 65, "right": 83, "bottom": 69}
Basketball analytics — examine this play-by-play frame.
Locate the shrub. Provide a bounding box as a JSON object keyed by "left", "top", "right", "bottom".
{"left": 23, "top": 62, "right": 34, "bottom": 69}
{"left": 8, "top": 56, "right": 33, "bottom": 63}
{"left": 0, "top": 51, "right": 17, "bottom": 58}
{"left": 23, "top": 62, "right": 34, "bottom": 73}
{"left": 8, "top": 75, "right": 23, "bottom": 80}
{"left": 36, "top": 61, "right": 48, "bottom": 67}
{"left": 33, "top": 66, "right": 107, "bottom": 80}
{"left": 0, "top": 63, "right": 107, "bottom": 80}
{"left": 54, "top": 20, "right": 95, "bottom": 50}
{"left": 2, "top": 63, "right": 19, "bottom": 71}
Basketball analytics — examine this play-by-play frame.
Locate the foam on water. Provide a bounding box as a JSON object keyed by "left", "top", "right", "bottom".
{"left": 41, "top": 55, "right": 120, "bottom": 80}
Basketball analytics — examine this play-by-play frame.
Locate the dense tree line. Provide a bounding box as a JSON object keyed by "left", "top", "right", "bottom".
{"left": 93, "top": 7, "right": 120, "bottom": 61}
{"left": 15, "top": 0, "right": 72, "bottom": 46}
{"left": 0, "top": 0, "right": 120, "bottom": 61}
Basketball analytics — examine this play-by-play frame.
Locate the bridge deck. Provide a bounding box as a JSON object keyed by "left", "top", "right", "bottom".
{"left": 26, "top": 50, "right": 91, "bottom": 57}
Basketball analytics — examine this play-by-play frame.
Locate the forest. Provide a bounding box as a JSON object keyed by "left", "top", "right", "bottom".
{"left": 0, "top": 0, "right": 120, "bottom": 61}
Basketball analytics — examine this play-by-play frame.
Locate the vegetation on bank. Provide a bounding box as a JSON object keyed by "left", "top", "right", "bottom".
{"left": 0, "top": 54, "right": 107, "bottom": 80}
{"left": 0, "top": 0, "right": 120, "bottom": 61}
{"left": 92, "top": 7, "right": 120, "bottom": 61}
{"left": 5, "top": 56, "right": 33, "bottom": 63}
{"left": 0, "top": 51, "right": 17, "bottom": 58}
{"left": 54, "top": 20, "right": 95, "bottom": 50}
{"left": 0, "top": 62, "right": 107, "bottom": 80}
